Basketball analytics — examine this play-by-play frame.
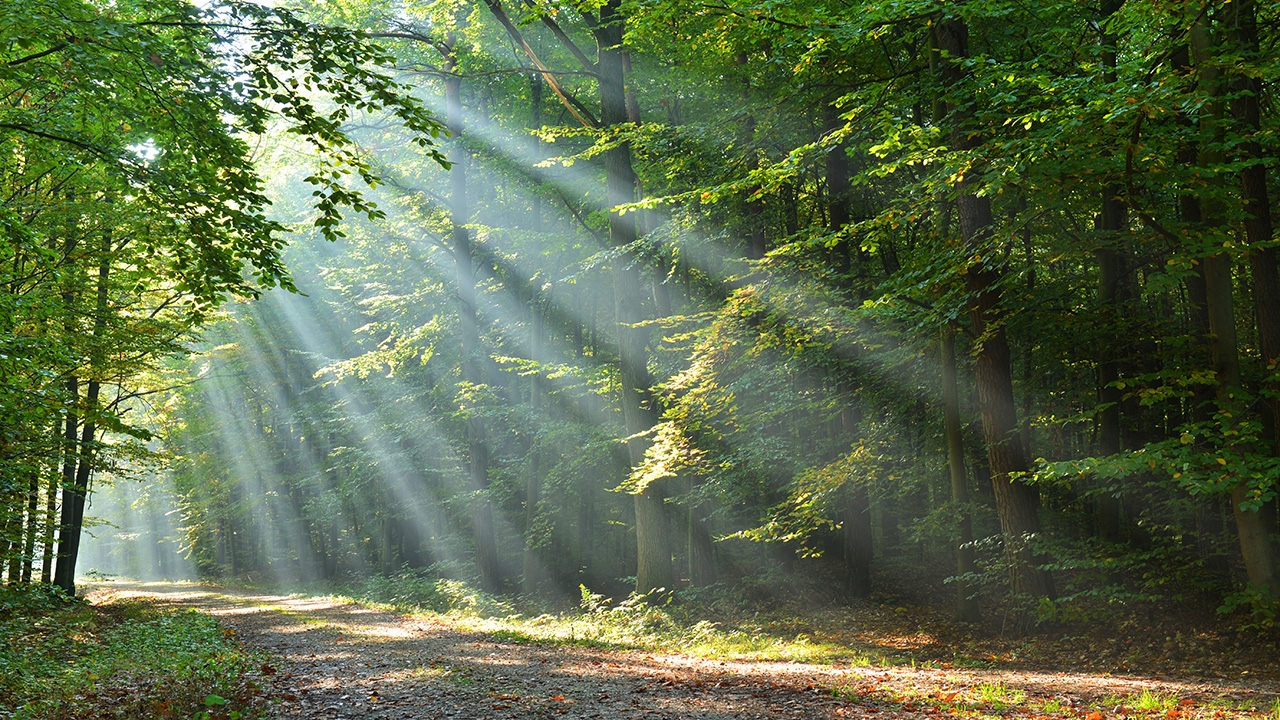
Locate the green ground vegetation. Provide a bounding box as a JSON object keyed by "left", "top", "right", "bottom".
{"left": 0, "top": 586, "right": 272, "bottom": 719}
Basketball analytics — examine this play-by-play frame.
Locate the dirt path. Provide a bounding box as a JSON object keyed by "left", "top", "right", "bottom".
{"left": 89, "top": 583, "right": 1277, "bottom": 720}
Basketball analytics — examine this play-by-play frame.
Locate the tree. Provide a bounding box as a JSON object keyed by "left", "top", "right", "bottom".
{"left": 0, "top": 0, "right": 445, "bottom": 593}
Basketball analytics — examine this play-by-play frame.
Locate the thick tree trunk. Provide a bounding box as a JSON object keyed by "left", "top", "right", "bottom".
{"left": 1192, "top": 16, "right": 1277, "bottom": 595}
{"left": 1231, "top": 0, "right": 1280, "bottom": 455}
{"left": 54, "top": 230, "right": 112, "bottom": 595}
{"left": 935, "top": 17, "right": 1053, "bottom": 602}
{"left": 54, "top": 259, "right": 107, "bottom": 595}
{"left": 594, "top": 0, "right": 671, "bottom": 594}
{"left": 1230, "top": 0, "right": 1280, "bottom": 591}
{"left": 687, "top": 476, "right": 716, "bottom": 587}
{"left": 735, "top": 53, "right": 766, "bottom": 260}
{"left": 445, "top": 60, "right": 502, "bottom": 593}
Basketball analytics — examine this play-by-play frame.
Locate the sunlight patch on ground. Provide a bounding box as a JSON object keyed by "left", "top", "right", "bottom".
{"left": 454, "top": 653, "right": 533, "bottom": 667}
{"left": 338, "top": 623, "right": 417, "bottom": 639}
{"left": 378, "top": 666, "right": 451, "bottom": 682}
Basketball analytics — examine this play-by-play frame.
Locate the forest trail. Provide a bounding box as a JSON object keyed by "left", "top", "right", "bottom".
{"left": 88, "top": 583, "right": 1277, "bottom": 720}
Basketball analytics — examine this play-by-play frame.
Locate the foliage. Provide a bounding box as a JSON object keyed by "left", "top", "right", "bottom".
{"left": 8, "top": 0, "right": 1280, "bottom": 644}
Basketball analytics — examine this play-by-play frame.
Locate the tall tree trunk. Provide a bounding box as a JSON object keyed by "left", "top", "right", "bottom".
{"left": 1173, "top": 42, "right": 1218, "bottom": 434}
{"left": 1229, "top": 0, "right": 1280, "bottom": 589}
{"left": 687, "top": 476, "right": 716, "bottom": 586}
{"left": 445, "top": 58, "right": 502, "bottom": 593}
{"left": 840, "top": 398, "right": 872, "bottom": 599}
{"left": 44, "top": 391, "right": 76, "bottom": 584}
{"left": 3, "top": 504, "right": 20, "bottom": 584}
{"left": 54, "top": 239, "right": 109, "bottom": 596}
{"left": 824, "top": 115, "right": 871, "bottom": 597}
{"left": 935, "top": 17, "right": 1053, "bottom": 601}
{"left": 942, "top": 329, "right": 980, "bottom": 621}
{"left": 594, "top": 0, "right": 671, "bottom": 593}
{"left": 825, "top": 103, "right": 854, "bottom": 286}
{"left": 1192, "top": 15, "right": 1277, "bottom": 595}
{"left": 20, "top": 466, "right": 38, "bottom": 582}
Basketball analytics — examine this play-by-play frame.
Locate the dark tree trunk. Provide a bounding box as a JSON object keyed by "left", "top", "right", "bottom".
{"left": 1192, "top": 16, "right": 1277, "bottom": 595}
{"left": 687, "top": 476, "right": 716, "bottom": 587}
{"left": 20, "top": 467, "right": 38, "bottom": 582}
{"left": 935, "top": 17, "right": 1053, "bottom": 601}
{"left": 1230, "top": 0, "right": 1280, "bottom": 586}
{"left": 3, "top": 506, "right": 20, "bottom": 583}
{"left": 54, "top": 243, "right": 109, "bottom": 595}
{"left": 594, "top": 0, "right": 671, "bottom": 594}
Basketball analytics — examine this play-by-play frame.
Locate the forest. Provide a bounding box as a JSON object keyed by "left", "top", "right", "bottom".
{"left": 3, "top": 0, "right": 1280, "bottom": 675}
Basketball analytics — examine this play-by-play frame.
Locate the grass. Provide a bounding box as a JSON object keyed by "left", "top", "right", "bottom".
{"left": 0, "top": 584, "right": 271, "bottom": 719}
{"left": 1132, "top": 689, "right": 1178, "bottom": 712}
{"left": 321, "top": 570, "right": 884, "bottom": 665}
{"left": 973, "top": 681, "right": 1026, "bottom": 709}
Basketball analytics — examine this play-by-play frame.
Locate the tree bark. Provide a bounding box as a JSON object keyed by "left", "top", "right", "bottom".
{"left": 935, "top": 17, "right": 1053, "bottom": 601}
{"left": 1231, "top": 1, "right": 1280, "bottom": 454}
{"left": 593, "top": 0, "right": 671, "bottom": 594}
{"left": 1191, "top": 14, "right": 1277, "bottom": 595}
{"left": 54, "top": 237, "right": 109, "bottom": 595}
{"left": 687, "top": 476, "right": 716, "bottom": 587}
{"left": 20, "top": 466, "right": 38, "bottom": 582}
{"left": 1230, "top": 0, "right": 1280, "bottom": 590}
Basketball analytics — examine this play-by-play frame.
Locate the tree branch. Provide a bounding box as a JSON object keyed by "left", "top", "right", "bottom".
{"left": 6, "top": 43, "right": 69, "bottom": 66}
{"left": 520, "top": 0, "right": 596, "bottom": 73}
{"left": 482, "top": 0, "right": 599, "bottom": 128}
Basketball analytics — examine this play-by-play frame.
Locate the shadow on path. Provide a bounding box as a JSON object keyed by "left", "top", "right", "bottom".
{"left": 87, "top": 582, "right": 1278, "bottom": 720}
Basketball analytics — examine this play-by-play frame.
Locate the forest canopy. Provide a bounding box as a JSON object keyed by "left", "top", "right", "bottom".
{"left": 2, "top": 0, "right": 1279, "bottom": 633}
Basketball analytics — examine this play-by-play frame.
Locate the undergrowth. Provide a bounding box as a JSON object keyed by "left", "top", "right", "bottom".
{"left": 0, "top": 584, "right": 270, "bottom": 719}
{"left": 332, "top": 568, "right": 880, "bottom": 665}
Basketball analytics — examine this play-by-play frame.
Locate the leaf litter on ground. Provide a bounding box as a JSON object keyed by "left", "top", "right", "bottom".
{"left": 75, "top": 581, "right": 1280, "bottom": 720}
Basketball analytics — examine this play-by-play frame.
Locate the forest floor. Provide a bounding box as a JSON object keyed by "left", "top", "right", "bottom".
{"left": 86, "top": 582, "right": 1279, "bottom": 720}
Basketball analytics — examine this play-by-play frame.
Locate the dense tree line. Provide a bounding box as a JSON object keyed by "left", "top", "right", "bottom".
{"left": 0, "top": 0, "right": 444, "bottom": 595}
{"left": 4, "top": 0, "right": 1279, "bottom": 629}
